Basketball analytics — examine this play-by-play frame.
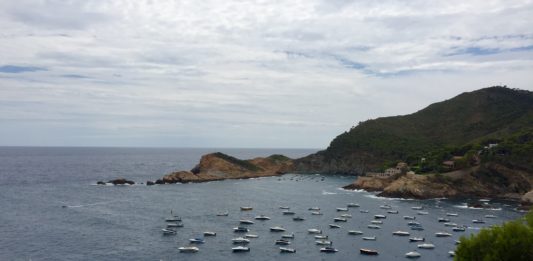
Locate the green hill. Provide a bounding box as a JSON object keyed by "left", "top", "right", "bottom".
{"left": 295, "top": 86, "right": 533, "bottom": 174}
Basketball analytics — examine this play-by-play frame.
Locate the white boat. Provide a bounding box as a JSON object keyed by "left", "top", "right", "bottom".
{"left": 244, "top": 234, "right": 258, "bottom": 238}
{"left": 336, "top": 207, "right": 348, "bottom": 212}
{"left": 240, "top": 207, "right": 253, "bottom": 211}
{"left": 347, "top": 203, "right": 360, "bottom": 208}
{"left": 329, "top": 224, "right": 341, "bottom": 228}
{"left": 315, "top": 240, "right": 332, "bottom": 245}
{"left": 311, "top": 211, "right": 323, "bottom": 215}
{"left": 446, "top": 213, "right": 458, "bottom": 216}
{"left": 254, "top": 215, "right": 270, "bottom": 220}
{"left": 417, "top": 211, "right": 429, "bottom": 215}
{"left": 232, "top": 246, "right": 250, "bottom": 252}
{"left": 360, "top": 210, "right": 369, "bottom": 213}
{"left": 232, "top": 237, "right": 250, "bottom": 244}
{"left": 360, "top": 248, "right": 379, "bottom": 255}
{"left": 308, "top": 228, "right": 322, "bottom": 234}
{"left": 167, "top": 222, "right": 183, "bottom": 228}
{"left": 293, "top": 216, "right": 305, "bottom": 221}
{"left": 380, "top": 205, "right": 392, "bottom": 209}
{"left": 178, "top": 246, "right": 199, "bottom": 253}
{"left": 407, "top": 221, "right": 420, "bottom": 226}
{"left": 374, "top": 214, "right": 386, "bottom": 219}
{"left": 405, "top": 251, "right": 421, "bottom": 258}
{"left": 315, "top": 235, "right": 328, "bottom": 239}
{"left": 455, "top": 240, "right": 461, "bottom": 245}
{"left": 203, "top": 231, "right": 216, "bottom": 236}
{"left": 281, "top": 233, "right": 294, "bottom": 239}
{"left": 404, "top": 216, "right": 416, "bottom": 220}
{"left": 435, "top": 232, "right": 452, "bottom": 237}
{"left": 367, "top": 225, "right": 381, "bottom": 229}
{"left": 371, "top": 220, "right": 383, "bottom": 224}
{"left": 333, "top": 217, "right": 347, "bottom": 222}
{"left": 409, "top": 237, "right": 425, "bottom": 242}
{"left": 189, "top": 238, "right": 205, "bottom": 244}
{"left": 411, "top": 206, "right": 424, "bottom": 210}
{"left": 308, "top": 207, "right": 320, "bottom": 211}
{"left": 444, "top": 222, "right": 458, "bottom": 227}
{"left": 320, "top": 247, "right": 338, "bottom": 253}
{"left": 162, "top": 228, "right": 177, "bottom": 235}
{"left": 387, "top": 210, "right": 399, "bottom": 214}
{"left": 233, "top": 227, "right": 249, "bottom": 233}
{"left": 417, "top": 243, "right": 435, "bottom": 249}
{"left": 282, "top": 210, "right": 295, "bottom": 215}
{"left": 362, "top": 236, "right": 376, "bottom": 241}
{"left": 279, "top": 206, "right": 290, "bottom": 209}
{"left": 452, "top": 226, "right": 466, "bottom": 232}
{"left": 340, "top": 214, "right": 352, "bottom": 218}
{"left": 485, "top": 214, "right": 497, "bottom": 218}
{"left": 438, "top": 217, "right": 450, "bottom": 222}
{"left": 270, "top": 226, "right": 286, "bottom": 232}
{"left": 449, "top": 250, "right": 455, "bottom": 256}
{"left": 472, "top": 219, "right": 485, "bottom": 224}
{"left": 348, "top": 230, "right": 363, "bottom": 235}
{"left": 239, "top": 219, "right": 254, "bottom": 225}
{"left": 275, "top": 239, "right": 291, "bottom": 245}
{"left": 393, "top": 231, "right": 410, "bottom": 236}
{"left": 280, "top": 247, "right": 296, "bottom": 253}
{"left": 216, "top": 211, "right": 229, "bottom": 216}
{"left": 165, "top": 211, "right": 181, "bottom": 222}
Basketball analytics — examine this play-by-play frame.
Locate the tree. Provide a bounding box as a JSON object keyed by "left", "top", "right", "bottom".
{"left": 455, "top": 210, "right": 533, "bottom": 261}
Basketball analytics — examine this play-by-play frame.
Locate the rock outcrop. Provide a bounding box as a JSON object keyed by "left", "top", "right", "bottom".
{"left": 343, "top": 163, "right": 533, "bottom": 200}
{"left": 151, "top": 152, "right": 294, "bottom": 184}
{"left": 97, "top": 178, "right": 135, "bottom": 185}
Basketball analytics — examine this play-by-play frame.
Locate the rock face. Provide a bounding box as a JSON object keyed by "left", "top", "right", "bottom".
{"left": 108, "top": 178, "right": 135, "bottom": 185}
{"left": 153, "top": 153, "right": 294, "bottom": 184}
{"left": 522, "top": 190, "right": 533, "bottom": 205}
{"left": 344, "top": 163, "right": 533, "bottom": 200}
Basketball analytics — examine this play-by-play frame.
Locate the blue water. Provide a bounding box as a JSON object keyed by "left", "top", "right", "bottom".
{"left": 0, "top": 147, "right": 524, "bottom": 260}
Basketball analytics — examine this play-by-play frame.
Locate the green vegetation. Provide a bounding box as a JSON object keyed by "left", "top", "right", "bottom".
{"left": 455, "top": 210, "right": 533, "bottom": 261}
{"left": 323, "top": 86, "right": 533, "bottom": 172}
{"left": 212, "top": 152, "right": 263, "bottom": 171}
{"left": 267, "top": 154, "right": 291, "bottom": 162}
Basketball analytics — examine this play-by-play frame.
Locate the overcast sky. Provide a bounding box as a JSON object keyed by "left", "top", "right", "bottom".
{"left": 0, "top": 0, "right": 532, "bottom": 148}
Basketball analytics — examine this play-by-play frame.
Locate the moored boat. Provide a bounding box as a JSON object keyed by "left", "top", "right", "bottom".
{"left": 308, "top": 207, "right": 320, "bottom": 211}
{"left": 320, "top": 247, "right": 338, "bottom": 253}
{"left": 189, "top": 238, "right": 205, "bottom": 244}
{"left": 240, "top": 207, "right": 253, "bottom": 211}
{"left": 417, "top": 243, "right": 435, "bottom": 249}
{"left": 216, "top": 211, "right": 229, "bottom": 216}
{"left": 232, "top": 246, "right": 250, "bottom": 252}
{"left": 239, "top": 219, "right": 254, "bottom": 225}
{"left": 315, "top": 235, "right": 328, "bottom": 239}
{"left": 281, "top": 233, "right": 294, "bottom": 239}
{"left": 438, "top": 217, "right": 450, "bottom": 222}
{"left": 388, "top": 210, "right": 399, "bottom": 214}
{"left": 282, "top": 210, "right": 295, "bottom": 215}
{"left": 315, "top": 240, "right": 332, "bottom": 245}
{"left": 333, "top": 217, "right": 347, "bottom": 222}
{"left": 293, "top": 216, "right": 305, "bottom": 221}
{"left": 311, "top": 211, "right": 323, "bottom": 215}
{"left": 411, "top": 206, "right": 424, "bottom": 210}
{"left": 417, "top": 211, "right": 429, "bottom": 215}
{"left": 232, "top": 237, "right": 250, "bottom": 244}
{"left": 360, "top": 248, "right": 379, "bottom": 255}
{"left": 203, "top": 231, "right": 216, "bottom": 236}
{"left": 405, "top": 251, "right": 421, "bottom": 258}
{"left": 233, "top": 227, "right": 249, "bottom": 233}
{"left": 371, "top": 220, "right": 383, "bottom": 224}
{"left": 270, "top": 226, "right": 286, "bottom": 232}
{"left": 244, "top": 234, "right": 258, "bottom": 238}
{"left": 409, "top": 237, "right": 425, "bottom": 242}
{"left": 275, "top": 239, "right": 291, "bottom": 245}
{"left": 162, "top": 228, "right": 177, "bottom": 235}
{"left": 452, "top": 226, "right": 466, "bottom": 232}
{"left": 178, "top": 246, "right": 199, "bottom": 253}
{"left": 435, "top": 232, "right": 452, "bottom": 237}
{"left": 336, "top": 207, "right": 348, "bottom": 212}
{"left": 348, "top": 230, "right": 363, "bottom": 235}
{"left": 380, "top": 204, "right": 392, "bottom": 209}
{"left": 446, "top": 213, "right": 458, "bottom": 216}
{"left": 347, "top": 203, "right": 360, "bottom": 208}
{"left": 374, "top": 214, "right": 386, "bottom": 219}
{"left": 404, "top": 216, "right": 416, "bottom": 220}
{"left": 367, "top": 224, "right": 381, "bottom": 229}
{"left": 280, "top": 247, "right": 296, "bottom": 253}
{"left": 362, "top": 236, "right": 376, "bottom": 241}
{"left": 393, "top": 231, "right": 410, "bottom": 236}
{"left": 308, "top": 228, "right": 322, "bottom": 234}
{"left": 254, "top": 215, "right": 270, "bottom": 220}
{"left": 329, "top": 224, "right": 341, "bottom": 229}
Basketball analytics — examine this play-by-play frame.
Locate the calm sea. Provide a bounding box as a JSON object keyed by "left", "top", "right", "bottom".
{"left": 0, "top": 147, "right": 524, "bottom": 261}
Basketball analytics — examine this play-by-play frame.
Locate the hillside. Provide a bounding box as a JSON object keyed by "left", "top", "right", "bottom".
{"left": 295, "top": 86, "right": 533, "bottom": 174}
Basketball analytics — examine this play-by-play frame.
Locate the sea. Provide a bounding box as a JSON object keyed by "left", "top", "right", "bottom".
{"left": 0, "top": 147, "right": 525, "bottom": 261}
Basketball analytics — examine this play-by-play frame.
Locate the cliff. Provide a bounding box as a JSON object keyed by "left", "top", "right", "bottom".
{"left": 153, "top": 152, "right": 294, "bottom": 184}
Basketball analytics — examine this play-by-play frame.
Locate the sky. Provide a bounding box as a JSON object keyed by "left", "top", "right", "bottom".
{"left": 0, "top": 0, "right": 532, "bottom": 148}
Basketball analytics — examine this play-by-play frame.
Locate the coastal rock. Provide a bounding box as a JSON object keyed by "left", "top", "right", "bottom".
{"left": 522, "top": 190, "right": 533, "bottom": 205}
{"left": 146, "top": 181, "right": 155, "bottom": 186}
{"left": 109, "top": 178, "right": 135, "bottom": 185}
{"left": 96, "top": 181, "right": 106, "bottom": 185}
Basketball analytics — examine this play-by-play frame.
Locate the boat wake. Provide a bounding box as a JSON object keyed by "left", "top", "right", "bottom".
{"left": 321, "top": 190, "right": 337, "bottom": 195}
{"left": 61, "top": 200, "right": 124, "bottom": 208}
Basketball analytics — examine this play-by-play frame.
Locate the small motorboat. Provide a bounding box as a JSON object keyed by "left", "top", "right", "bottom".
{"left": 340, "top": 214, "right": 352, "bottom": 218}
{"left": 216, "top": 211, "right": 229, "bottom": 216}
{"left": 417, "top": 243, "right": 435, "bottom": 249}
{"left": 336, "top": 207, "right": 348, "bottom": 212}
{"left": 472, "top": 219, "right": 485, "bottom": 224}
{"left": 485, "top": 214, "right": 497, "bottom": 218}
{"left": 446, "top": 213, "right": 458, "bottom": 217}
{"left": 409, "top": 237, "right": 425, "bottom": 242}
{"left": 362, "top": 236, "right": 376, "bottom": 241}
{"left": 279, "top": 206, "right": 290, "bottom": 209}
{"left": 360, "top": 210, "right": 369, "bottom": 213}
{"left": 189, "top": 238, "right": 205, "bottom": 244}
{"left": 367, "top": 225, "right": 381, "bottom": 229}
{"left": 320, "top": 247, "right": 338, "bottom": 253}
{"left": 308, "top": 228, "right": 322, "bottom": 234}
{"left": 360, "top": 248, "right": 379, "bottom": 255}
{"left": 254, "top": 215, "right": 270, "bottom": 220}
{"left": 232, "top": 246, "right": 250, "bottom": 252}
{"left": 309, "top": 207, "right": 320, "bottom": 211}
{"left": 280, "top": 247, "right": 296, "bottom": 253}
{"left": 438, "top": 217, "right": 450, "bottom": 222}
{"left": 240, "top": 207, "right": 253, "bottom": 211}
{"left": 348, "top": 230, "right": 363, "bottom": 235}
{"left": 444, "top": 222, "right": 458, "bottom": 227}
{"left": 293, "top": 216, "right": 305, "bottom": 221}
{"left": 311, "top": 211, "right": 323, "bottom": 215}
{"left": 347, "top": 203, "right": 360, "bottom": 208}
{"left": 329, "top": 224, "right": 341, "bottom": 229}
{"left": 387, "top": 210, "right": 399, "bottom": 214}
{"left": 282, "top": 210, "right": 295, "bottom": 215}
{"left": 380, "top": 205, "right": 392, "bottom": 209}
{"left": 178, "top": 246, "right": 199, "bottom": 253}
{"left": 374, "top": 214, "right": 386, "bottom": 219}
{"left": 417, "top": 211, "right": 429, "bottom": 215}
{"left": 410, "top": 226, "right": 424, "bottom": 231}
{"left": 407, "top": 221, "right": 421, "bottom": 226}
{"left": 371, "top": 220, "right": 383, "bottom": 224}
{"left": 452, "top": 226, "right": 466, "bottom": 232}
{"left": 232, "top": 237, "right": 250, "bottom": 244}
{"left": 281, "top": 233, "right": 294, "bottom": 239}
{"left": 333, "top": 217, "right": 347, "bottom": 222}
{"left": 404, "top": 216, "right": 416, "bottom": 220}
{"left": 315, "top": 235, "right": 328, "bottom": 239}
{"left": 449, "top": 250, "right": 455, "bottom": 256}
{"left": 275, "top": 239, "right": 291, "bottom": 245}
{"left": 203, "top": 231, "right": 216, "bottom": 236}
{"left": 393, "top": 231, "right": 410, "bottom": 236}
{"left": 315, "top": 240, "right": 332, "bottom": 245}
{"left": 167, "top": 222, "right": 184, "bottom": 228}
{"left": 270, "top": 226, "right": 286, "bottom": 232}
{"left": 233, "top": 227, "right": 249, "bottom": 233}
{"left": 162, "top": 228, "right": 177, "bottom": 235}
{"left": 411, "top": 206, "right": 424, "bottom": 210}
{"left": 435, "top": 232, "right": 452, "bottom": 237}
{"left": 239, "top": 219, "right": 254, "bottom": 225}
{"left": 244, "top": 234, "right": 258, "bottom": 238}
{"left": 165, "top": 211, "right": 181, "bottom": 222}
{"left": 405, "top": 251, "right": 421, "bottom": 258}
